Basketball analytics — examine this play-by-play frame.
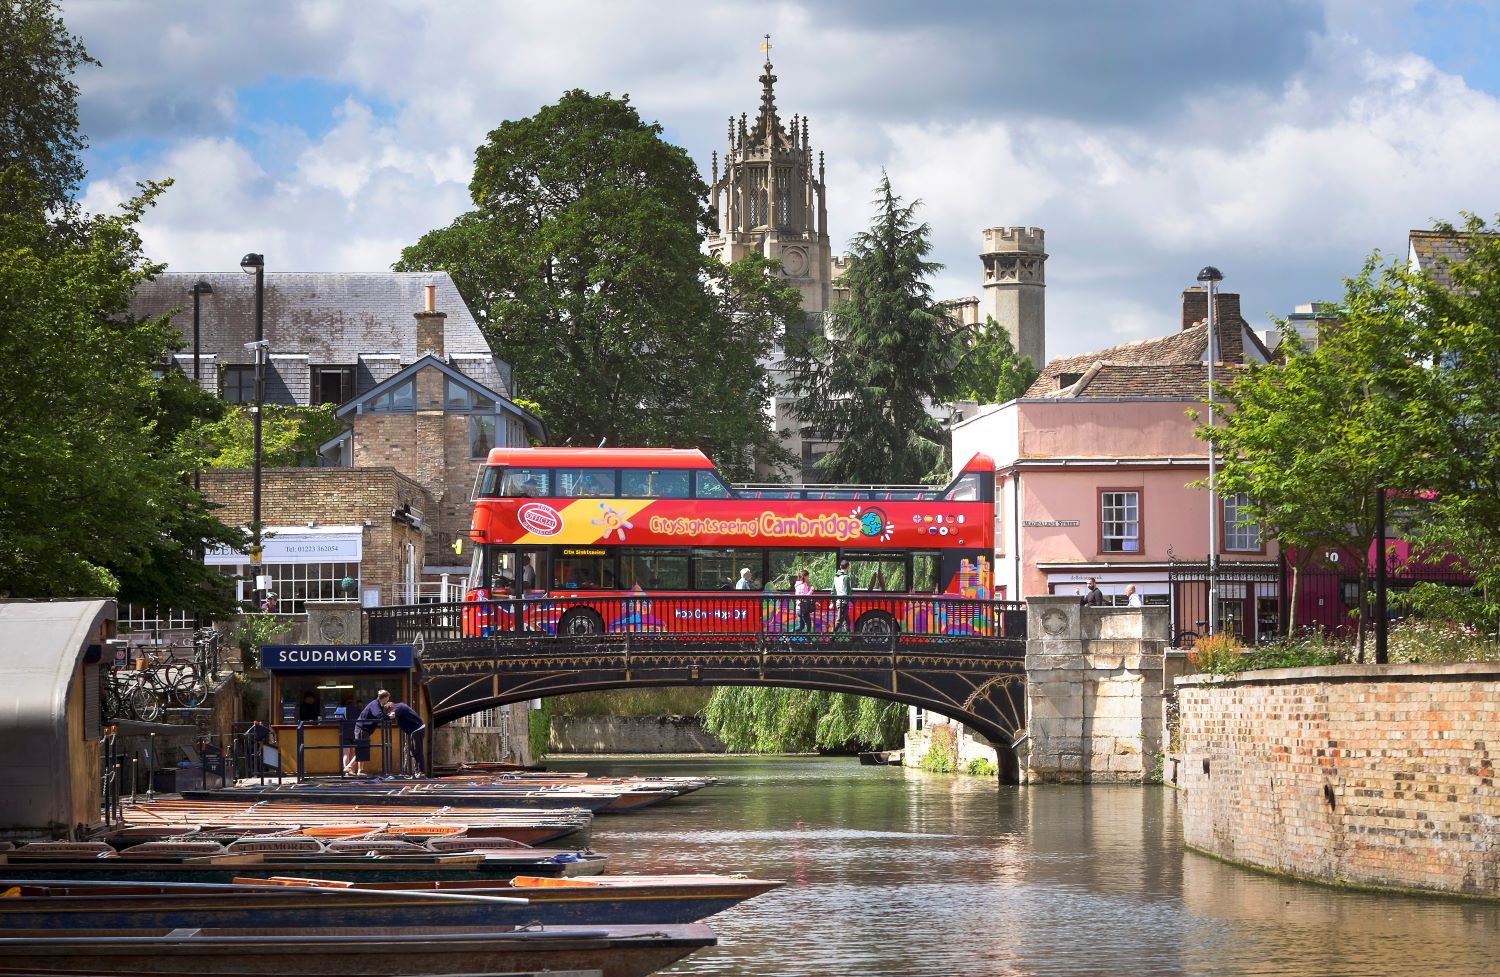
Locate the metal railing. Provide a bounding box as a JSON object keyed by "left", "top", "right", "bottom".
{"left": 369, "top": 593, "right": 1026, "bottom": 653}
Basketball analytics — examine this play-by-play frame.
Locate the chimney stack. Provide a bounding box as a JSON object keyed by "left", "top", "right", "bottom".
{"left": 415, "top": 281, "right": 445, "bottom": 358}
{"left": 1182, "top": 287, "right": 1243, "bottom": 331}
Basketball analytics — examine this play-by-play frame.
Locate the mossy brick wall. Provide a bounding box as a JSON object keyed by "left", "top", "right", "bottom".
{"left": 1178, "top": 663, "right": 1500, "bottom": 898}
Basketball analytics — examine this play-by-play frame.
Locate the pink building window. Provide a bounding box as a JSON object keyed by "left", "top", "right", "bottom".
{"left": 1100, "top": 489, "right": 1141, "bottom": 553}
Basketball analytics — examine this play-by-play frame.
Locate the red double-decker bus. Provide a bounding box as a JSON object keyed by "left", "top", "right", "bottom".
{"left": 462, "top": 447, "right": 1000, "bottom": 636}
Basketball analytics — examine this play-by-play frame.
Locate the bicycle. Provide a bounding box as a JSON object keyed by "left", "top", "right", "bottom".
{"left": 1171, "top": 620, "right": 1208, "bottom": 650}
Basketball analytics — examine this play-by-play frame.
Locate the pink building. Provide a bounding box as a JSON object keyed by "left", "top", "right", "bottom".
{"left": 951, "top": 288, "right": 1284, "bottom": 641}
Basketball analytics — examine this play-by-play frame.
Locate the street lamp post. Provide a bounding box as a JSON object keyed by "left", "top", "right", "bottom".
{"left": 240, "top": 254, "right": 266, "bottom": 585}
{"left": 189, "top": 279, "right": 213, "bottom": 492}
{"left": 1198, "top": 265, "right": 1224, "bottom": 637}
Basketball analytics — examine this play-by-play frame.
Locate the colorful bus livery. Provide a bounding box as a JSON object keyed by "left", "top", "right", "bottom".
{"left": 463, "top": 447, "right": 1002, "bottom": 638}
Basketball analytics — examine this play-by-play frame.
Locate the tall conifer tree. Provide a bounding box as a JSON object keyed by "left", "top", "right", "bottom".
{"left": 784, "top": 174, "right": 960, "bottom": 484}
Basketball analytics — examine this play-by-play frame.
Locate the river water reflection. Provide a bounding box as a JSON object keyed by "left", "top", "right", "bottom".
{"left": 554, "top": 755, "right": 1500, "bottom": 977}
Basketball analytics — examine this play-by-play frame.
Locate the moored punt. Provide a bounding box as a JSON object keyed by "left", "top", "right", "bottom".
{"left": 0, "top": 923, "right": 715, "bottom": 977}
{"left": 181, "top": 786, "right": 622, "bottom": 813}
{"left": 0, "top": 873, "right": 783, "bottom": 929}
{"left": 121, "top": 798, "right": 592, "bottom": 846}
{"left": 0, "top": 850, "right": 608, "bottom": 884}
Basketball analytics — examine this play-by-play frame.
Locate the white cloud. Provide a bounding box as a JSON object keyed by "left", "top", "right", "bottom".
{"left": 66, "top": 1, "right": 1500, "bottom": 361}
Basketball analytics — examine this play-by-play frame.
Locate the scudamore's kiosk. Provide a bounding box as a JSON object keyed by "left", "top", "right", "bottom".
{"left": 262, "top": 644, "right": 416, "bottom": 776}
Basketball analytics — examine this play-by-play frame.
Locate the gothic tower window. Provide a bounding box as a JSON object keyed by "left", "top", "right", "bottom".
{"left": 750, "top": 169, "right": 768, "bottom": 228}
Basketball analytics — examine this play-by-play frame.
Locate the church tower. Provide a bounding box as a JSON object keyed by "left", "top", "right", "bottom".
{"left": 707, "top": 45, "right": 833, "bottom": 313}
{"left": 980, "top": 226, "right": 1047, "bottom": 367}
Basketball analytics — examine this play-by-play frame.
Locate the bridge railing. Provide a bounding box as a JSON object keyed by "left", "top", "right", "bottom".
{"left": 368, "top": 594, "right": 1026, "bottom": 649}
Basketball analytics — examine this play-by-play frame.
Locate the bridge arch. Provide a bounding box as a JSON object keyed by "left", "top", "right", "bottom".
{"left": 421, "top": 648, "right": 1026, "bottom": 746}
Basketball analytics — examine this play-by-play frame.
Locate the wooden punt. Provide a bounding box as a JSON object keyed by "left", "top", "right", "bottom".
{"left": 185, "top": 786, "right": 620, "bottom": 813}
{"left": 0, "top": 923, "right": 715, "bottom": 977}
{"left": 0, "top": 873, "right": 783, "bottom": 929}
{"left": 122, "top": 799, "right": 591, "bottom": 846}
{"left": 0, "top": 849, "right": 608, "bottom": 884}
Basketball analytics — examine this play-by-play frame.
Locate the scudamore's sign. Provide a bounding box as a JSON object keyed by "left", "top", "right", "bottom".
{"left": 261, "top": 644, "right": 414, "bottom": 671}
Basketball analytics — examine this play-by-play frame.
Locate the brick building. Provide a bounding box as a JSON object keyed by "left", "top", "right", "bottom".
{"left": 128, "top": 272, "right": 544, "bottom": 623}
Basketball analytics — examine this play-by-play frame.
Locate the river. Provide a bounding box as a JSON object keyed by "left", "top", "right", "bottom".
{"left": 552, "top": 755, "right": 1500, "bottom": 977}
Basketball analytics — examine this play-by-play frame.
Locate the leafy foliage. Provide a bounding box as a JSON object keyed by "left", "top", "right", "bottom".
{"left": 0, "top": 0, "right": 96, "bottom": 210}
{"left": 784, "top": 174, "right": 961, "bottom": 484}
{"left": 395, "top": 90, "right": 794, "bottom": 478}
{"left": 700, "top": 686, "right": 905, "bottom": 754}
{"left": 952, "top": 316, "right": 1039, "bottom": 405}
{"left": 0, "top": 173, "right": 242, "bottom": 613}
{"left": 1186, "top": 632, "right": 1243, "bottom": 674}
{"left": 1395, "top": 581, "right": 1497, "bottom": 635}
{"left": 1199, "top": 257, "right": 1413, "bottom": 656}
{"left": 191, "top": 404, "right": 344, "bottom": 469}
{"left": 919, "top": 724, "right": 958, "bottom": 773}
{"left": 964, "top": 756, "right": 997, "bottom": 777}
{"left": 529, "top": 697, "right": 552, "bottom": 761}
{"left": 1392, "top": 214, "right": 1500, "bottom": 614}
{"left": 225, "top": 613, "right": 292, "bottom": 672}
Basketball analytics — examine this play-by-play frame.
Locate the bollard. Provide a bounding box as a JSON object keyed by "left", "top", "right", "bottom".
{"left": 130, "top": 756, "right": 139, "bottom": 801}
{"left": 145, "top": 732, "right": 156, "bottom": 798}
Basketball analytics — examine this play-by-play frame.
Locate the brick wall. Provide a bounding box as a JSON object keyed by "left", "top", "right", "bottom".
{"left": 200, "top": 468, "right": 429, "bottom": 604}
{"left": 1178, "top": 663, "right": 1500, "bottom": 898}
{"left": 348, "top": 367, "right": 487, "bottom": 570}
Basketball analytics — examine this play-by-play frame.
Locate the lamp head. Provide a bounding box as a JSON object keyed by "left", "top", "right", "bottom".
{"left": 1196, "top": 265, "right": 1224, "bottom": 284}
{"left": 191, "top": 278, "right": 214, "bottom": 296}
{"left": 243, "top": 339, "right": 269, "bottom": 352}
{"left": 239, "top": 253, "right": 264, "bottom": 274}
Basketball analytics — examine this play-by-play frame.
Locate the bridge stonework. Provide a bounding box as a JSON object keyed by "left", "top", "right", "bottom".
{"left": 1023, "top": 598, "right": 1171, "bottom": 783}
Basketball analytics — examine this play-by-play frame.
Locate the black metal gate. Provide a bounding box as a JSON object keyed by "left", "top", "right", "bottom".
{"left": 1166, "top": 552, "right": 1284, "bottom": 647}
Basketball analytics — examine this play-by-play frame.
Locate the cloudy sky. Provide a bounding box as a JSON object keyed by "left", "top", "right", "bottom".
{"left": 69, "top": 0, "right": 1500, "bottom": 360}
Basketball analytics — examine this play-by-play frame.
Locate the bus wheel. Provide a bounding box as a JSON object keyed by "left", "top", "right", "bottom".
{"left": 856, "top": 612, "right": 897, "bottom": 636}
{"left": 559, "top": 609, "right": 604, "bottom": 636}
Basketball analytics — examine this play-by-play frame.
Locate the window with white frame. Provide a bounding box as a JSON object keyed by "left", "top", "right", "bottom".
{"left": 1101, "top": 490, "right": 1141, "bottom": 553}
{"left": 1223, "top": 492, "right": 1262, "bottom": 551}
{"left": 218, "top": 561, "right": 361, "bottom": 614}
{"left": 118, "top": 604, "right": 194, "bottom": 633}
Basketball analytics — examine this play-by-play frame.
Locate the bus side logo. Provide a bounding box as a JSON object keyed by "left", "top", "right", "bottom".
{"left": 518, "top": 502, "right": 563, "bottom": 537}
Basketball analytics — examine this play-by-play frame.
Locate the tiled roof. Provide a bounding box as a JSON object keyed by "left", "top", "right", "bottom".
{"left": 130, "top": 271, "right": 510, "bottom": 399}
{"left": 1030, "top": 328, "right": 1262, "bottom": 400}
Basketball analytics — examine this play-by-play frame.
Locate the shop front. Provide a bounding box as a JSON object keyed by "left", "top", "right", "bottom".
{"left": 206, "top": 525, "right": 365, "bottom": 614}
{"left": 261, "top": 643, "right": 419, "bottom": 776}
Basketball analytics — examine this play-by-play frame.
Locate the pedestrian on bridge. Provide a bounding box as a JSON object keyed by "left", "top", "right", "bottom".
{"left": 832, "top": 562, "right": 851, "bottom": 632}
{"left": 795, "top": 569, "right": 814, "bottom": 632}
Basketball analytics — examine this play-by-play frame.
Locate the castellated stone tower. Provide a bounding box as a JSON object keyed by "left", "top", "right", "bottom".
{"left": 707, "top": 55, "right": 833, "bottom": 313}
{"left": 981, "top": 226, "right": 1047, "bottom": 367}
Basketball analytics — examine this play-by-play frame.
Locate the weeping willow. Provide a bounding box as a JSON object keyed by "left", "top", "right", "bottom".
{"left": 701, "top": 687, "right": 906, "bottom": 753}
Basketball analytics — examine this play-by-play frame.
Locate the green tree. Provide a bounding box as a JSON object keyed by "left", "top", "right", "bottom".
{"left": 953, "top": 315, "right": 1039, "bottom": 404}
{"left": 701, "top": 686, "right": 905, "bottom": 753}
{"left": 0, "top": 0, "right": 96, "bottom": 210}
{"left": 395, "top": 90, "right": 792, "bottom": 475}
{"left": 191, "top": 404, "right": 344, "bottom": 470}
{"left": 1200, "top": 258, "right": 1413, "bottom": 658}
{"left": 1396, "top": 215, "right": 1500, "bottom": 622}
{"left": 0, "top": 174, "right": 242, "bottom": 612}
{"left": 784, "top": 174, "right": 961, "bottom": 484}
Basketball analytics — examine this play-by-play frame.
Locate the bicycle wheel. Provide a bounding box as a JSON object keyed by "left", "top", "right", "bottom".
{"left": 171, "top": 672, "right": 208, "bottom": 708}
{"left": 128, "top": 684, "right": 162, "bottom": 722}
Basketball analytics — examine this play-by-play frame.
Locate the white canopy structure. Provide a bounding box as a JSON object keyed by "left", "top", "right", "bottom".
{"left": 0, "top": 600, "right": 114, "bottom": 837}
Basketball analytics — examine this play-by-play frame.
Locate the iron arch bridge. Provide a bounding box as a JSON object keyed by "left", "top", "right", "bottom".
{"left": 367, "top": 595, "right": 1029, "bottom": 745}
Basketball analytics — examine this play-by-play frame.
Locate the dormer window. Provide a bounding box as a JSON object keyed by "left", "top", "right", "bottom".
{"left": 1058, "top": 372, "right": 1084, "bottom": 389}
